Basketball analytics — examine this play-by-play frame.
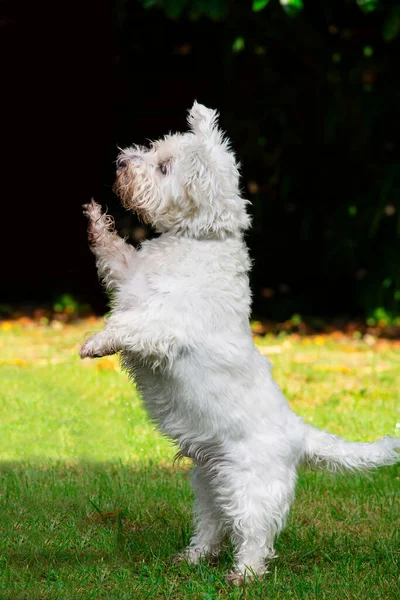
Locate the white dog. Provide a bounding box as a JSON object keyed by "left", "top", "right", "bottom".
{"left": 80, "top": 102, "right": 400, "bottom": 584}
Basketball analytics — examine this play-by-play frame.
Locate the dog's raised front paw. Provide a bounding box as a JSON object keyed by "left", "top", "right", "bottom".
{"left": 80, "top": 332, "right": 121, "bottom": 359}
{"left": 82, "top": 198, "right": 102, "bottom": 220}
{"left": 79, "top": 337, "right": 105, "bottom": 359}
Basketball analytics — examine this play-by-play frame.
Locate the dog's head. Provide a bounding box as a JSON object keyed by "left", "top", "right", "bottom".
{"left": 113, "top": 102, "right": 250, "bottom": 238}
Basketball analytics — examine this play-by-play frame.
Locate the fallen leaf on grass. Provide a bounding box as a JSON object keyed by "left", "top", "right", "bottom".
{"left": 360, "top": 364, "right": 392, "bottom": 374}
{"left": 89, "top": 508, "right": 124, "bottom": 520}
{"left": 251, "top": 321, "right": 267, "bottom": 335}
{"left": 50, "top": 320, "right": 64, "bottom": 331}
{"left": 0, "top": 358, "right": 28, "bottom": 366}
{"left": 313, "top": 365, "right": 352, "bottom": 374}
{"left": 87, "top": 316, "right": 101, "bottom": 324}
{"left": 293, "top": 353, "right": 319, "bottom": 364}
{"left": 374, "top": 340, "right": 396, "bottom": 352}
{"left": 341, "top": 345, "right": 367, "bottom": 353}
{"left": 327, "top": 330, "right": 347, "bottom": 340}
{"left": 16, "top": 317, "right": 34, "bottom": 327}
{"left": 363, "top": 334, "right": 377, "bottom": 346}
{"left": 96, "top": 358, "right": 118, "bottom": 371}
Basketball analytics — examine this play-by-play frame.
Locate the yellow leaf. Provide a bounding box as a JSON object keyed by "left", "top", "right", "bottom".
{"left": 341, "top": 345, "right": 362, "bottom": 353}
{"left": 251, "top": 321, "right": 266, "bottom": 335}
{"left": 0, "top": 322, "right": 13, "bottom": 332}
{"left": 313, "top": 365, "right": 352, "bottom": 374}
{"left": 17, "top": 317, "right": 33, "bottom": 327}
{"left": 0, "top": 358, "right": 28, "bottom": 366}
{"left": 96, "top": 358, "right": 117, "bottom": 371}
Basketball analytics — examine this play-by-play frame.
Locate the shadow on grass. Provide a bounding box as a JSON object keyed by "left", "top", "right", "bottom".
{"left": 1, "top": 461, "right": 399, "bottom": 558}
{"left": 0, "top": 461, "right": 195, "bottom": 566}
{"left": 0, "top": 461, "right": 399, "bottom": 599}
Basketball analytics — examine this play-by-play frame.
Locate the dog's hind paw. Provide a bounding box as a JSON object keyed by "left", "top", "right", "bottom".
{"left": 174, "top": 547, "right": 204, "bottom": 565}
{"left": 225, "top": 571, "right": 247, "bottom": 586}
{"left": 225, "top": 565, "right": 268, "bottom": 586}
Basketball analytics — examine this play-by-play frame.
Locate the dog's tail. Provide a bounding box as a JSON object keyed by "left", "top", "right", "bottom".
{"left": 303, "top": 424, "right": 400, "bottom": 472}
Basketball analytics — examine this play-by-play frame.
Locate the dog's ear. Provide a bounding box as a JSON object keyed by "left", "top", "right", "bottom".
{"left": 184, "top": 102, "right": 226, "bottom": 209}
{"left": 181, "top": 108, "right": 250, "bottom": 235}
{"left": 187, "top": 101, "right": 221, "bottom": 142}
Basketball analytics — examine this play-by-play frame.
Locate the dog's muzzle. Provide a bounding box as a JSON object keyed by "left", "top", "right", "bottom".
{"left": 117, "top": 155, "right": 143, "bottom": 171}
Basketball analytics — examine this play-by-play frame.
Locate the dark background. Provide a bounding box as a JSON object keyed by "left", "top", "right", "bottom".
{"left": 2, "top": 0, "right": 400, "bottom": 322}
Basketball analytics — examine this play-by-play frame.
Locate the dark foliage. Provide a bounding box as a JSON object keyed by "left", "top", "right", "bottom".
{"left": 106, "top": 0, "right": 400, "bottom": 320}
{"left": 2, "top": 0, "right": 399, "bottom": 321}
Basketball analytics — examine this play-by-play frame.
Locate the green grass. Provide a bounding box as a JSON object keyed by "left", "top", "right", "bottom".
{"left": 0, "top": 320, "right": 399, "bottom": 599}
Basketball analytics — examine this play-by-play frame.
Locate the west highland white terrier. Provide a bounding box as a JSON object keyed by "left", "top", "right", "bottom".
{"left": 80, "top": 102, "right": 399, "bottom": 584}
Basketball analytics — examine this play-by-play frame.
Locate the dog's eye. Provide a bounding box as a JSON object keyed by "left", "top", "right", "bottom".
{"left": 158, "top": 160, "right": 170, "bottom": 175}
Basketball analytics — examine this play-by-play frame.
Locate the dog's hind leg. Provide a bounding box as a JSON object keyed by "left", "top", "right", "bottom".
{"left": 181, "top": 466, "right": 225, "bottom": 564}
{"left": 83, "top": 199, "right": 135, "bottom": 290}
{"left": 217, "top": 464, "right": 297, "bottom": 584}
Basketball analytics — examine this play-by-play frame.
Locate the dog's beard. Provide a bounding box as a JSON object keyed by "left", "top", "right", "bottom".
{"left": 113, "top": 163, "right": 161, "bottom": 224}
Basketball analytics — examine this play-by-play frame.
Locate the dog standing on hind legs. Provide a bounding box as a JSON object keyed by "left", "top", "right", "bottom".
{"left": 80, "top": 102, "right": 400, "bottom": 584}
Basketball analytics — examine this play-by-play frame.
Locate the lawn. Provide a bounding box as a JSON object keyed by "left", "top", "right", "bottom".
{"left": 0, "top": 318, "right": 399, "bottom": 599}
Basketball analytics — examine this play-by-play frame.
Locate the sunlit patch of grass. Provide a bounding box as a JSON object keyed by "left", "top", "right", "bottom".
{"left": 0, "top": 319, "right": 399, "bottom": 598}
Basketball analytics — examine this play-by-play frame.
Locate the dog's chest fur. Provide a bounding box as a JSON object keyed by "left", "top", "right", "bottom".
{"left": 116, "top": 233, "right": 252, "bottom": 325}
{"left": 119, "top": 233, "right": 300, "bottom": 462}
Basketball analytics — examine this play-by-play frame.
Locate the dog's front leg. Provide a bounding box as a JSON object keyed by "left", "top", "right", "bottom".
{"left": 83, "top": 199, "right": 135, "bottom": 290}
{"left": 80, "top": 328, "right": 122, "bottom": 358}
{"left": 79, "top": 310, "right": 181, "bottom": 364}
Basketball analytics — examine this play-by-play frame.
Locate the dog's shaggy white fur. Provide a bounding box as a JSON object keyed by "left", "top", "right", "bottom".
{"left": 80, "top": 102, "right": 400, "bottom": 583}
